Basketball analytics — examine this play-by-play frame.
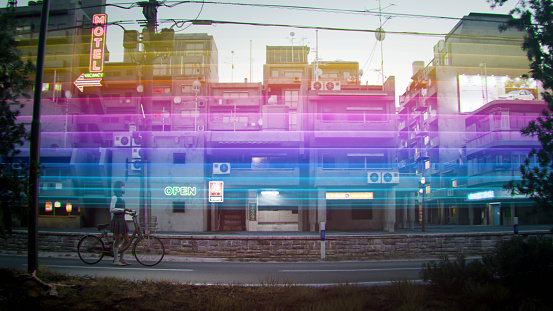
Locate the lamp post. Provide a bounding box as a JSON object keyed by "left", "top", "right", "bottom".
{"left": 420, "top": 177, "right": 426, "bottom": 232}
{"left": 192, "top": 79, "right": 201, "bottom": 131}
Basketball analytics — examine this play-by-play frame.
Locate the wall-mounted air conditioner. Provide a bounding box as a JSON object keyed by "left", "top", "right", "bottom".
{"left": 324, "top": 81, "right": 341, "bottom": 91}
{"left": 131, "top": 159, "right": 143, "bottom": 171}
{"left": 114, "top": 133, "right": 131, "bottom": 147}
{"left": 196, "top": 125, "right": 205, "bottom": 131}
{"left": 132, "top": 133, "right": 142, "bottom": 146}
{"left": 132, "top": 148, "right": 143, "bottom": 159}
{"left": 311, "top": 80, "right": 342, "bottom": 91}
{"left": 311, "top": 81, "right": 323, "bottom": 90}
{"left": 367, "top": 171, "right": 381, "bottom": 184}
{"left": 382, "top": 171, "right": 400, "bottom": 184}
{"left": 213, "top": 163, "right": 231, "bottom": 174}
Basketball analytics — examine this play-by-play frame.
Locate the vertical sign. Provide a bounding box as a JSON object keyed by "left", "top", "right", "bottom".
{"left": 89, "top": 14, "right": 107, "bottom": 73}
{"left": 248, "top": 203, "right": 256, "bottom": 221}
{"left": 209, "top": 181, "right": 224, "bottom": 203}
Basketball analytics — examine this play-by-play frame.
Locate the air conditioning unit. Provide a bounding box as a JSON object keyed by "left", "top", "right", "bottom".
{"left": 131, "top": 159, "right": 143, "bottom": 171}
{"left": 114, "top": 133, "right": 131, "bottom": 147}
{"left": 132, "top": 148, "right": 143, "bottom": 159}
{"left": 196, "top": 125, "right": 205, "bottom": 131}
{"left": 382, "top": 171, "right": 400, "bottom": 184}
{"left": 324, "top": 81, "right": 341, "bottom": 91}
{"left": 311, "top": 81, "right": 323, "bottom": 90}
{"left": 132, "top": 133, "right": 142, "bottom": 146}
{"left": 367, "top": 171, "right": 381, "bottom": 184}
{"left": 11, "top": 162, "right": 23, "bottom": 170}
{"left": 213, "top": 163, "right": 231, "bottom": 174}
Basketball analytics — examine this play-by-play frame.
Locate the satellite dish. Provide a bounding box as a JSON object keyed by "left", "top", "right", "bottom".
{"left": 359, "top": 69, "right": 364, "bottom": 77}
{"left": 375, "top": 27, "right": 386, "bottom": 41}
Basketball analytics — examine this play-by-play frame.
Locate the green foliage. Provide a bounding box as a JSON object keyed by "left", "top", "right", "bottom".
{"left": 421, "top": 235, "right": 553, "bottom": 309}
{"left": 482, "top": 235, "right": 553, "bottom": 293}
{"left": 419, "top": 253, "right": 492, "bottom": 292}
{"left": 0, "top": 11, "right": 35, "bottom": 236}
{"left": 489, "top": 0, "right": 553, "bottom": 211}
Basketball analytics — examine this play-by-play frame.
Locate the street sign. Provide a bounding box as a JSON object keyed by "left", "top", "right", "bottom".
{"left": 74, "top": 73, "right": 102, "bottom": 92}
{"left": 209, "top": 181, "right": 224, "bottom": 202}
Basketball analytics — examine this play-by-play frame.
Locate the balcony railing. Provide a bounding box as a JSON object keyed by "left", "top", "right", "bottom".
{"left": 466, "top": 131, "right": 538, "bottom": 151}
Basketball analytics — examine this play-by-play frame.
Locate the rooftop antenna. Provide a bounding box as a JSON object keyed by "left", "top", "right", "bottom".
{"left": 376, "top": 0, "right": 386, "bottom": 85}
{"left": 290, "top": 31, "right": 295, "bottom": 62}
{"left": 315, "top": 29, "right": 319, "bottom": 81}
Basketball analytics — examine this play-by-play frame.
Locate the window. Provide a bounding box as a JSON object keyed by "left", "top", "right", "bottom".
{"left": 173, "top": 202, "right": 186, "bottom": 213}
{"left": 173, "top": 153, "right": 186, "bottom": 164}
{"left": 223, "top": 92, "right": 249, "bottom": 99}
{"left": 321, "top": 107, "right": 335, "bottom": 122}
{"left": 284, "top": 90, "right": 299, "bottom": 108}
{"left": 284, "top": 71, "right": 302, "bottom": 79}
{"left": 322, "top": 154, "right": 336, "bottom": 169}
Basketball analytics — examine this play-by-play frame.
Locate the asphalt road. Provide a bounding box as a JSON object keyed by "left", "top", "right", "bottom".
{"left": 0, "top": 255, "right": 430, "bottom": 286}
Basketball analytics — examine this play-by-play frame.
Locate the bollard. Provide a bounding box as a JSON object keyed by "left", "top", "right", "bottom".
{"left": 514, "top": 217, "right": 519, "bottom": 234}
{"left": 320, "top": 222, "right": 326, "bottom": 260}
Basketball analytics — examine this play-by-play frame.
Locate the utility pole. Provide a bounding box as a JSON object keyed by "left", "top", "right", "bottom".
{"left": 137, "top": 0, "right": 160, "bottom": 223}
{"left": 28, "top": 0, "right": 50, "bottom": 273}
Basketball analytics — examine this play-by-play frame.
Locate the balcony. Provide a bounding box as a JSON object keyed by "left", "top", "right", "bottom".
{"left": 466, "top": 131, "right": 539, "bottom": 154}
{"left": 313, "top": 120, "right": 395, "bottom": 138}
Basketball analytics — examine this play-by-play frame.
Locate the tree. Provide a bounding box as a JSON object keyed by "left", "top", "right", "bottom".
{"left": 489, "top": 0, "right": 553, "bottom": 211}
{"left": 0, "top": 11, "right": 35, "bottom": 236}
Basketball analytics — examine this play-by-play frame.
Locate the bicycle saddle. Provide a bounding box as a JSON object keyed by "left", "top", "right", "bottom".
{"left": 96, "top": 224, "right": 109, "bottom": 231}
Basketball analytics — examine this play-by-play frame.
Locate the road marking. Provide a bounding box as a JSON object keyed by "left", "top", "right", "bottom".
{"left": 48, "top": 265, "right": 193, "bottom": 272}
{"left": 280, "top": 268, "right": 420, "bottom": 273}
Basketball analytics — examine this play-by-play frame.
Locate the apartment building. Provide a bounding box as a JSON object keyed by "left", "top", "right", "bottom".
{"left": 464, "top": 100, "right": 552, "bottom": 225}
{"left": 398, "top": 13, "right": 537, "bottom": 226}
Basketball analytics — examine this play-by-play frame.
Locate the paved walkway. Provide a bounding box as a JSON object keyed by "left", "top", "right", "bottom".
{"left": 25, "top": 224, "right": 553, "bottom": 236}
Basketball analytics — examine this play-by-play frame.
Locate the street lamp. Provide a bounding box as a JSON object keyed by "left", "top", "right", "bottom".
{"left": 192, "top": 79, "right": 201, "bottom": 131}
{"left": 420, "top": 176, "right": 426, "bottom": 232}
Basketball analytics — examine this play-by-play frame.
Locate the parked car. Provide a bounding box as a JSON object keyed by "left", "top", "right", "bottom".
{"left": 499, "top": 90, "right": 535, "bottom": 100}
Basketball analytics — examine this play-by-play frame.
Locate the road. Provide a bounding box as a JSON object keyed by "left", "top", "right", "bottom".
{"left": 0, "top": 255, "right": 430, "bottom": 286}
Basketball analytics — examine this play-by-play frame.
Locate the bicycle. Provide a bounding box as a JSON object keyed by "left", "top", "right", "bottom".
{"left": 77, "top": 211, "right": 165, "bottom": 266}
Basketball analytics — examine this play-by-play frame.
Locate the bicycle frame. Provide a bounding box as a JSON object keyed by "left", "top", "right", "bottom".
{"left": 78, "top": 210, "right": 164, "bottom": 266}
{"left": 118, "top": 212, "right": 145, "bottom": 253}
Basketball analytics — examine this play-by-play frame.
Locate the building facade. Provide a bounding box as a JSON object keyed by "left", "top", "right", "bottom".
{"left": 398, "top": 13, "right": 544, "bottom": 226}
{"left": 5, "top": 4, "right": 550, "bottom": 231}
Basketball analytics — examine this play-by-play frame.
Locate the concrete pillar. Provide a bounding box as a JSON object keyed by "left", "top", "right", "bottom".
{"left": 469, "top": 204, "right": 474, "bottom": 225}
{"left": 408, "top": 193, "right": 416, "bottom": 229}
{"left": 383, "top": 189, "right": 395, "bottom": 232}
{"left": 210, "top": 202, "right": 217, "bottom": 232}
{"left": 401, "top": 195, "right": 408, "bottom": 229}
{"left": 309, "top": 190, "right": 317, "bottom": 232}
{"left": 246, "top": 190, "right": 258, "bottom": 231}
{"left": 317, "top": 188, "right": 326, "bottom": 230}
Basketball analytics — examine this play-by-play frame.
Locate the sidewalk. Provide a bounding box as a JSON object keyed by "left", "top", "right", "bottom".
{"left": 31, "top": 224, "right": 553, "bottom": 236}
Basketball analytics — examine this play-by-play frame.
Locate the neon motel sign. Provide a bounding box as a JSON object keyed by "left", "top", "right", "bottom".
{"left": 89, "top": 14, "right": 107, "bottom": 73}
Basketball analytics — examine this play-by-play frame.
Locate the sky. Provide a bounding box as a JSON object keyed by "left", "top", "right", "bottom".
{"left": 3, "top": 0, "right": 517, "bottom": 98}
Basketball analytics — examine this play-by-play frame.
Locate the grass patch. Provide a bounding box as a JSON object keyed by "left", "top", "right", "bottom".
{"left": 0, "top": 267, "right": 551, "bottom": 311}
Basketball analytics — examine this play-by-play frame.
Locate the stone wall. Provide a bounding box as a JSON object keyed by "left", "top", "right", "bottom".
{"left": 1, "top": 230, "right": 550, "bottom": 260}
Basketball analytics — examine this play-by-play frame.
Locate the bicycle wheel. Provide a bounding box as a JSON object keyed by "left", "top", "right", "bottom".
{"left": 77, "top": 235, "right": 105, "bottom": 264}
{"left": 133, "top": 236, "right": 164, "bottom": 266}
